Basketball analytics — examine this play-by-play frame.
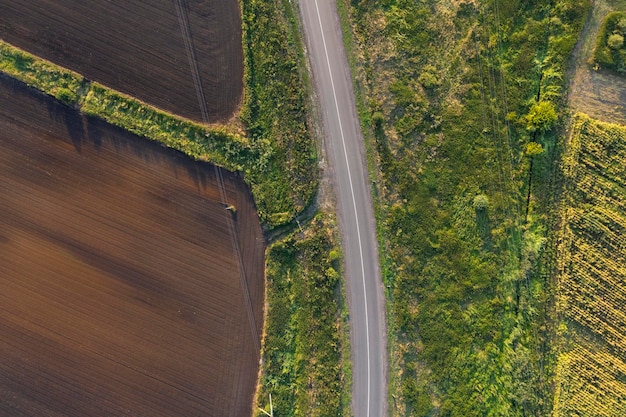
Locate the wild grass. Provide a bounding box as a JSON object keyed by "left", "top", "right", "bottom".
{"left": 81, "top": 82, "right": 249, "bottom": 171}
{"left": 0, "top": 41, "right": 83, "bottom": 104}
{"left": 341, "top": 0, "right": 589, "bottom": 415}
{"left": 553, "top": 114, "right": 626, "bottom": 416}
{"left": 240, "top": 0, "right": 318, "bottom": 226}
{"left": 255, "top": 214, "right": 348, "bottom": 417}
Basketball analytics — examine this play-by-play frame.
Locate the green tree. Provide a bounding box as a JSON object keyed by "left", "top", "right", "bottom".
{"left": 473, "top": 194, "right": 490, "bottom": 211}
{"left": 526, "top": 101, "right": 558, "bottom": 133}
{"left": 617, "top": 18, "right": 626, "bottom": 35}
{"left": 608, "top": 33, "right": 624, "bottom": 50}
{"left": 524, "top": 141, "right": 545, "bottom": 157}
{"left": 55, "top": 88, "right": 75, "bottom": 105}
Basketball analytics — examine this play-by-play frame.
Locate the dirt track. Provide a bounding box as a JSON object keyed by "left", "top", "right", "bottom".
{"left": 0, "top": 75, "right": 264, "bottom": 417}
{"left": 567, "top": 0, "right": 626, "bottom": 124}
{"left": 0, "top": 0, "right": 243, "bottom": 123}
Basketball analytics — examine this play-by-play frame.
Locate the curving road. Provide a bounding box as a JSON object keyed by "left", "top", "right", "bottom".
{"left": 299, "top": 1, "right": 387, "bottom": 416}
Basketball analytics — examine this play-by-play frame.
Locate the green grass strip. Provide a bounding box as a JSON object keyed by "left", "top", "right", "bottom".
{"left": 81, "top": 82, "right": 249, "bottom": 171}
{"left": 0, "top": 40, "right": 83, "bottom": 104}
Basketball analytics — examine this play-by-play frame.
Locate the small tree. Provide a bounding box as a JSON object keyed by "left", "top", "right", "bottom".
{"left": 524, "top": 142, "right": 545, "bottom": 157}
{"left": 418, "top": 65, "right": 440, "bottom": 89}
{"left": 55, "top": 88, "right": 75, "bottom": 105}
{"left": 372, "top": 111, "right": 385, "bottom": 131}
{"left": 473, "top": 194, "right": 489, "bottom": 211}
{"left": 608, "top": 33, "right": 624, "bottom": 50}
{"left": 526, "top": 101, "right": 558, "bottom": 133}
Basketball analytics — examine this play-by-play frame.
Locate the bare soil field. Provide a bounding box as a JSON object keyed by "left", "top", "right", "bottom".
{"left": 0, "top": 0, "right": 243, "bottom": 123}
{"left": 568, "top": 0, "right": 626, "bottom": 125}
{"left": 0, "top": 74, "right": 264, "bottom": 417}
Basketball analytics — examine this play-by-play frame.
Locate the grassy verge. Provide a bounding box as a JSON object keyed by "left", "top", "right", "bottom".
{"left": 81, "top": 82, "right": 249, "bottom": 169}
{"left": 340, "top": 0, "right": 589, "bottom": 415}
{"left": 240, "top": 0, "right": 318, "bottom": 226}
{"left": 552, "top": 114, "right": 626, "bottom": 416}
{"left": 0, "top": 41, "right": 83, "bottom": 104}
{"left": 255, "top": 213, "right": 349, "bottom": 417}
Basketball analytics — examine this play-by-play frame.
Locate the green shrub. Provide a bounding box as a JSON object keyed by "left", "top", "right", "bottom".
{"left": 608, "top": 33, "right": 624, "bottom": 50}
{"left": 55, "top": 87, "right": 76, "bottom": 105}
{"left": 524, "top": 141, "right": 545, "bottom": 157}
{"left": 473, "top": 194, "right": 490, "bottom": 211}
{"left": 526, "top": 101, "right": 558, "bottom": 133}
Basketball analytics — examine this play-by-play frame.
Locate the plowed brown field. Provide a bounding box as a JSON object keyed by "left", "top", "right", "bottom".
{"left": 0, "top": 0, "right": 243, "bottom": 123}
{"left": 0, "top": 74, "right": 264, "bottom": 417}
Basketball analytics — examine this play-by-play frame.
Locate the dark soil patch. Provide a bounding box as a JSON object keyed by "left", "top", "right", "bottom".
{"left": 0, "top": 0, "right": 243, "bottom": 123}
{"left": 0, "top": 74, "right": 263, "bottom": 417}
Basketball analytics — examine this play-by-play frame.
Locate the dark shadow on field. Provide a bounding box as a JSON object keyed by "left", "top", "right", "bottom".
{"left": 1, "top": 72, "right": 232, "bottom": 195}
{"left": 80, "top": 113, "right": 224, "bottom": 193}
{"left": 475, "top": 208, "right": 494, "bottom": 252}
{"left": 43, "top": 96, "right": 86, "bottom": 153}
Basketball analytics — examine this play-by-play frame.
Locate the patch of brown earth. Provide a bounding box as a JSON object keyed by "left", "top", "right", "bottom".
{"left": 0, "top": 0, "right": 243, "bottom": 123}
{"left": 0, "top": 74, "right": 263, "bottom": 417}
{"left": 567, "top": 0, "right": 626, "bottom": 124}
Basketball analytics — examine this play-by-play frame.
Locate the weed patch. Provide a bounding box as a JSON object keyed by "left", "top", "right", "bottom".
{"left": 341, "top": 0, "right": 589, "bottom": 414}
{"left": 255, "top": 214, "right": 348, "bottom": 417}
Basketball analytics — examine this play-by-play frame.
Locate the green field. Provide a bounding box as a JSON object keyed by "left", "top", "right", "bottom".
{"left": 341, "top": 0, "right": 589, "bottom": 414}
{"left": 553, "top": 114, "right": 626, "bottom": 416}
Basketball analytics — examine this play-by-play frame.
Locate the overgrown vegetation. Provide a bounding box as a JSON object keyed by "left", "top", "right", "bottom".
{"left": 256, "top": 214, "right": 349, "bottom": 417}
{"left": 553, "top": 114, "right": 626, "bottom": 416}
{"left": 342, "top": 0, "right": 589, "bottom": 414}
{"left": 239, "top": 2, "right": 351, "bottom": 414}
{"left": 0, "top": 41, "right": 83, "bottom": 104}
{"left": 241, "top": 0, "right": 318, "bottom": 226}
{"left": 81, "top": 82, "right": 250, "bottom": 169}
{"left": 593, "top": 11, "right": 626, "bottom": 73}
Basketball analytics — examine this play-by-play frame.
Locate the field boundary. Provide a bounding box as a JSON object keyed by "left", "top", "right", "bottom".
{"left": 0, "top": 38, "right": 316, "bottom": 228}
{"left": 0, "top": 39, "right": 247, "bottom": 166}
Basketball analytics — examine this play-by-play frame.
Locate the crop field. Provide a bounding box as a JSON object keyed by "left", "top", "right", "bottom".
{"left": 0, "top": 75, "right": 264, "bottom": 416}
{"left": 0, "top": 0, "right": 243, "bottom": 123}
{"left": 554, "top": 114, "right": 626, "bottom": 416}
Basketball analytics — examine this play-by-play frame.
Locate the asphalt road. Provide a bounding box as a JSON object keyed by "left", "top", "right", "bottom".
{"left": 299, "top": 1, "right": 387, "bottom": 416}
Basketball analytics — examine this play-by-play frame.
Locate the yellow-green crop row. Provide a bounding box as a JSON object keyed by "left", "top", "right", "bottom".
{"left": 554, "top": 114, "right": 626, "bottom": 416}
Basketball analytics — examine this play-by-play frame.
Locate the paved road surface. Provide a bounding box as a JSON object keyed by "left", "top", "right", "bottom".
{"left": 299, "top": 1, "right": 387, "bottom": 416}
